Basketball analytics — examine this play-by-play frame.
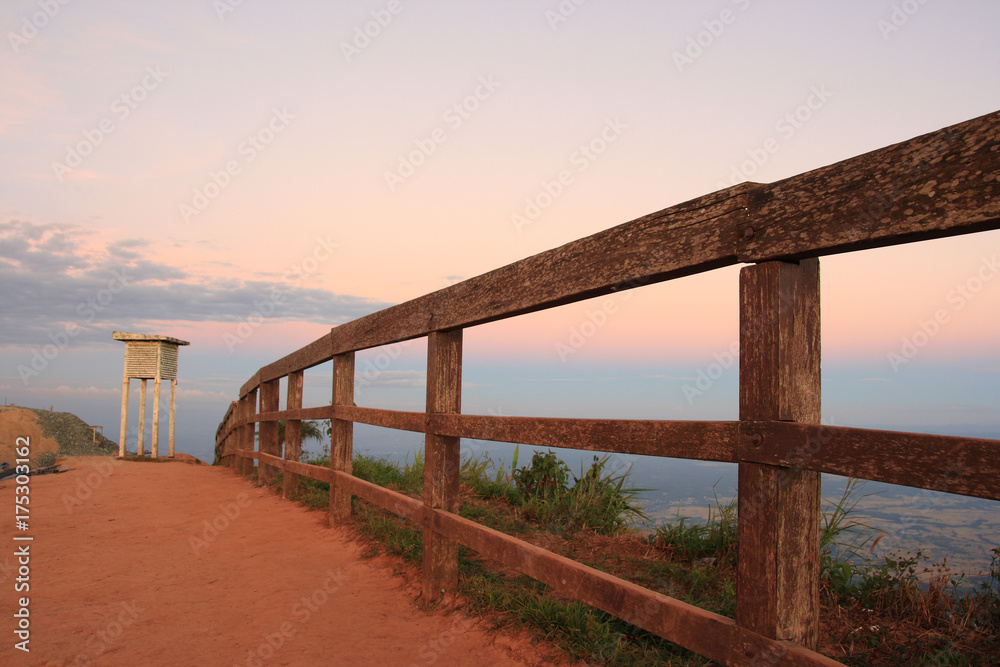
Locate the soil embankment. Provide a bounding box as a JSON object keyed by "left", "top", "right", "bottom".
{"left": 0, "top": 406, "right": 116, "bottom": 468}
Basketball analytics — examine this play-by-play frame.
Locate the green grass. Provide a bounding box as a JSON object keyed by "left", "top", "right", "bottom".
{"left": 352, "top": 501, "right": 423, "bottom": 562}
{"left": 510, "top": 450, "right": 650, "bottom": 535}
{"left": 37, "top": 451, "right": 58, "bottom": 467}
{"left": 253, "top": 447, "right": 999, "bottom": 665}
{"left": 352, "top": 449, "right": 424, "bottom": 494}
{"left": 650, "top": 487, "right": 737, "bottom": 569}
{"left": 458, "top": 560, "right": 713, "bottom": 666}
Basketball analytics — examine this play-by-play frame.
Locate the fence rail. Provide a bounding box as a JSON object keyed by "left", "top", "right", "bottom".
{"left": 216, "top": 110, "right": 1000, "bottom": 666}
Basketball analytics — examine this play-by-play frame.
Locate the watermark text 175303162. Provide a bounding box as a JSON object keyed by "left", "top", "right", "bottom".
{"left": 13, "top": 435, "right": 33, "bottom": 653}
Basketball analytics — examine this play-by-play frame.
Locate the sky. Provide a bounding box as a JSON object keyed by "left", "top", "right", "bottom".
{"left": 1, "top": 0, "right": 998, "bottom": 463}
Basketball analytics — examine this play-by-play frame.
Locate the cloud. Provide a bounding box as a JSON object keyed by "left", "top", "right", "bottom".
{"left": 528, "top": 376, "right": 626, "bottom": 383}
{"left": 52, "top": 385, "right": 119, "bottom": 396}
{"left": 859, "top": 378, "right": 890, "bottom": 382}
{"left": 356, "top": 370, "right": 425, "bottom": 388}
{"left": 0, "top": 383, "right": 117, "bottom": 397}
{"left": 0, "top": 220, "right": 392, "bottom": 347}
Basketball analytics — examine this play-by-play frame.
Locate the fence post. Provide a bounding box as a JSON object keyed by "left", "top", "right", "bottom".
{"left": 737, "top": 258, "right": 821, "bottom": 649}
{"left": 330, "top": 352, "right": 355, "bottom": 523}
{"left": 284, "top": 370, "right": 304, "bottom": 500}
{"left": 242, "top": 388, "right": 258, "bottom": 480}
{"left": 259, "top": 379, "right": 280, "bottom": 486}
{"left": 235, "top": 397, "right": 245, "bottom": 473}
{"left": 423, "top": 329, "right": 462, "bottom": 602}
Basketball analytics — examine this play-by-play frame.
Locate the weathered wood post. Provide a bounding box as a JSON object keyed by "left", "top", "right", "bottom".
{"left": 258, "top": 379, "right": 280, "bottom": 486}
{"left": 737, "top": 259, "right": 821, "bottom": 649}
{"left": 241, "top": 388, "right": 258, "bottom": 479}
{"left": 423, "top": 329, "right": 462, "bottom": 601}
{"left": 219, "top": 402, "right": 235, "bottom": 467}
{"left": 330, "top": 352, "right": 355, "bottom": 523}
{"left": 284, "top": 370, "right": 304, "bottom": 500}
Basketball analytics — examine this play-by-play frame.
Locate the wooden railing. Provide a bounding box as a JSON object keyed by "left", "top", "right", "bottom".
{"left": 215, "top": 110, "right": 1000, "bottom": 666}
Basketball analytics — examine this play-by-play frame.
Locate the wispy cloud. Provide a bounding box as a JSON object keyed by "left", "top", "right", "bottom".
{"left": 0, "top": 220, "right": 391, "bottom": 347}
{"left": 528, "top": 376, "right": 627, "bottom": 383}
{"left": 357, "top": 370, "right": 425, "bottom": 389}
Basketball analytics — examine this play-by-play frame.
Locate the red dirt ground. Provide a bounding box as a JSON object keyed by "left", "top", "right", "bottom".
{"left": 0, "top": 457, "right": 562, "bottom": 666}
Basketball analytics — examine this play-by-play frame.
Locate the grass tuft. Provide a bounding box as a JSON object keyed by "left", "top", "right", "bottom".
{"left": 262, "top": 447, "right": 998, "bottom": 665}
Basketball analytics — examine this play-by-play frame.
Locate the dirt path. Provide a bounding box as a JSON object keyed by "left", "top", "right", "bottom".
{"left": 0, "top": 458, "right": 558, "bottom": 667}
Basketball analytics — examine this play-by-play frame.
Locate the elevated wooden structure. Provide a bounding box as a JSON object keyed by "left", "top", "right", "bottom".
{"left": 114, "top": 332, "right": 190, "bottom": 458}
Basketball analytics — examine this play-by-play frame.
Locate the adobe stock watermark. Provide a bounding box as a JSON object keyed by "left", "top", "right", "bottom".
{"left": 384, "top": 75, "right": 501, "bottom": 192}
{"left": 213, "top": 0, "right": 247, "bottom": 21}
{"left": 189, "top": 492, "right": 252, "bottom": 556}
{"left": 222, "top": 235, "right": 339, "bottom": 352}
{"left": 341, "top": 0, "right": 408, "bottom": 62}
{"left": 512, "top": 117, "right": 627, "bottom": 233}
{"left": 555, "top": 274, "right": 646, "bottom": 362}
{"left": 683, "top": 283, "right": 799, "bottom": 404}
{"left": 52, "top": 65, "right": 168, "bottom": 182}
{"left": 458, "top": 408, "right": 510, "bottom": 466}
{"left": 682, "top": 341, "right": 740, "bottom": 404}
{"left": 545, "top": 0, "right": 588, "bottom": 31}
{"left": 236, "top": 569, "right": 349, "bottom": 667}
{"left": 887, "top": 254, "right": 998, "bottom": 371}
{"left": 714, "top": 85, "right": 833, "bottom": 189}
{"left": 71, "top": 600, "right": 144, "bottom": 667}
{"left": 739, "top": 419, "right": 839, "bottom": 526}
{"left": 179, "top": 107, "right": 294, "bottom": 222}
{"left": 877, "top": 0, "right": 932, "bottom": 40}
{"left": 407, "top": 613, "right": 478, "bottom": 666}
{"left": 672, "top": 0, "right": 752, "bottom": 73}
{"left": 61, "top": 457, "right": 123, "bottom": 514}
{"left": 18, "top": 267, "right": 132, "bottom": 385}
{"left": 356, "top": 340, "right": 416, "bottom": 388}
{"left": 871, "top": 458, "right": 973, "bottom": 559}
{"left": 7, "top": 0, "right": 72, "bottom": 54}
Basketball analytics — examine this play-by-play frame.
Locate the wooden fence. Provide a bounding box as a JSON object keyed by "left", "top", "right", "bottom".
{"left": 216, "top": 110, "right": 1000, "bottom": 666}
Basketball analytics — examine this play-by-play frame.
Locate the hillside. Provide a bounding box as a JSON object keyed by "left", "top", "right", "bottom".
{"left": 0, "top": 405, "right": 116, "bottom": 467}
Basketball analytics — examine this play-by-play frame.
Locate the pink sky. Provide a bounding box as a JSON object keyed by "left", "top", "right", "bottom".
{"left": 1, "top": 1, "right": 998, "bottom": 458}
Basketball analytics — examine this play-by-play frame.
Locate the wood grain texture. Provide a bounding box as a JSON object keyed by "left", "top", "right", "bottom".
{"left": 423, "top": 329, "right": 463, "bottom": 601}
{"left": 429, "top": 414, "right": 739, "bottom": 462}
{"left": 227, "top": 406, "right": 1000, "bottom": 501}
{"left": 258, "top": 380, "right": 280, "bottom": 486}
{"left": 741, "top": 422, "right": 1000, "bottom": 502}
{"left": 283, "top": 370, "right": 304, "bottom": 500}
{"left": 215, "top": 400, "right": 236, "bottom": 466}
{"left": 330, "top": 352, "right": 355, "bottom": 524}
{"left": 737, "top": 260, "right": 821, "bottom": 648}
{"left": 740, "top": 110, "right": 1000, "bottom": 262}
{"left": 240, "top": 390, "right": 257, "bottom": 479}
{"left": 333, "top": 405, "right": 426, "bottom": 433}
